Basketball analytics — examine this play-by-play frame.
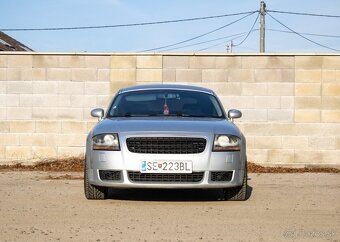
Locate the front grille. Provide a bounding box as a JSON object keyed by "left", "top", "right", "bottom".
{"left": 210, "top": 171, "right": 233, "bottom": 182}
{"left": 128, "top": 171, "right": 204, "bottom": 183}
{"left": 99, "top": 170, "right": 122, "bottom": 181}
{"left": 126, "top": 137, "right": 206, "bottom": 154}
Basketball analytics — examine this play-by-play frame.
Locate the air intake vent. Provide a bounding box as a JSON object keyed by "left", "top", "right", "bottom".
{"left": 99, "top": 170, "right": 122, "bottom": 181}
{"left": 128, "top": 171, "right": 204, "bottom": 183}
{"left": 210, "top": 171, "right": 233, "bottom": 182}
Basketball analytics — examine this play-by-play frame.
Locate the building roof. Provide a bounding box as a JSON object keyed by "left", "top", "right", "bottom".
{"left": 0, "top": 31, "right": 33, "bottom": 51}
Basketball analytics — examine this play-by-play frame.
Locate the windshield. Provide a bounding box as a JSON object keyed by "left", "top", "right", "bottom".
{"left": 107, "top": 89, "right": 225, "bottom": 118}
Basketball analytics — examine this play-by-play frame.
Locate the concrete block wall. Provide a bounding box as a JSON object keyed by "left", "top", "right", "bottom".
{"left": 0, "top": 53, "right": 339, "bottom": 167}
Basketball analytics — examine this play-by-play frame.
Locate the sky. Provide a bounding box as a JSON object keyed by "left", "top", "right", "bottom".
{"left": 1, "top": 0, "right": 339, "bottom": 53}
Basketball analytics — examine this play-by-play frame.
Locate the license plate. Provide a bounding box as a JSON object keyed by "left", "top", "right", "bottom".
{"left": 140, "top": 161, "right": 192, "bottom": 173}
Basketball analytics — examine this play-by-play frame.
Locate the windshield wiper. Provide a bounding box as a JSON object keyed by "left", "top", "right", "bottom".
{"left": 116, "top": 114, "right": 151, "bottom": 117}
{"left": 112, "top": 114, "right": 220, "bottom": 118}
{"left": 163, "top": 113, "right": 190, "bottom": 117}
{"left": 121, "top": 114, "right": 189, "bottom": 117}
{"left": 155, "top": 114, "right": 218, "bottom": 118}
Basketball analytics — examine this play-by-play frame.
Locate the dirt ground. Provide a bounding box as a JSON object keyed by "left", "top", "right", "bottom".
{"left": 1, "top": 158, "right": 339, "bottom": 173}
{"left": 0, "top": 171, "right": 339, "bottom": 242}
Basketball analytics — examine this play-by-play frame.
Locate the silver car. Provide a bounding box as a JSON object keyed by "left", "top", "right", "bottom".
{"left": 84, "top": 84, "right": 247, "bottom": 200}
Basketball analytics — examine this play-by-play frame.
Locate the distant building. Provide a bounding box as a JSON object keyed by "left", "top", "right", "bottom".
{"left": 0, "top": 31, "right": 33, "bottom": 51}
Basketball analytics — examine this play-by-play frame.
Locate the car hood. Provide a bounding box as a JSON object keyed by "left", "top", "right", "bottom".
{"left": 92, "top": 117, "right": 241, "bottom": 137}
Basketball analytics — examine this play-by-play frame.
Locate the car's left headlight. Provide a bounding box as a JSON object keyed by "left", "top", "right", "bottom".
{"left": 213, "top": 134, "right": 241, "bottom": 151}
{"left": 92, "top": 133, "right": 120, "bottom": 151}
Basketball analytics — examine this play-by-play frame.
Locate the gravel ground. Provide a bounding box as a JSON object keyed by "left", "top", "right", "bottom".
{"left": 0, "top": 171, "right": 339, "bottom": 242}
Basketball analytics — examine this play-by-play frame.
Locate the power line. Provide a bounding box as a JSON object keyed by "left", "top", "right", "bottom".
{"left": 195, "top": 37, "right": 239, "bottom": 52}
{"left": 233, "top": 12, "right": 260, "bottom": 47}
{"left": 267, "top": 28, "right": 340, "bottom": 38}
{"left": 2, "top": 9, "right": 339, "bottom": 32}
{"left": 194, "top": 14, "right": 260, "bottom": 52}
{"left": 195, "top": 34, "right": 246, "bottom": 52}
{"left": 160, "top": 31, "right": 251, "bottom": 52}
{"left": 0, "top": 11, "right": 257, "bottom": 32}
{"left": 267, "top": 12, "right": 340, "bottom": 51}
{"left": 267, "top": 10, "right": 340, "bottom": 18}
{"left": 235, "top": 46, "right": 258, "bottom": 51}
{"left": 140, "top": 11, "right": 257, "bottom": 52}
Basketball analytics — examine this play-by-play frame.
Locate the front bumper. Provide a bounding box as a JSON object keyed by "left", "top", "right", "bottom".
{"left": 86, "top": 150, "right": 245, "bottom": 189}
{"left": 87, "top": 169, "right": 245, "bottom": 189}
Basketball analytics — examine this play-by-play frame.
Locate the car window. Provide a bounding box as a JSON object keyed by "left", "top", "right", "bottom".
{"left": 107, "top": 90, "right": 224, "bottom": 118}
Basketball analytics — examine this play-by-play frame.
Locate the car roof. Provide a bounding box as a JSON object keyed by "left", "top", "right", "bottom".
{"left": 118, "top": 84, "right": 215, "bottom": 95}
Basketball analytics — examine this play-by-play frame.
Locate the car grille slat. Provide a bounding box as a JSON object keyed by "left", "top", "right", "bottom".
{"left": 126, "top": 137, "right": 206, "bottom": 154}
{"left": 128, "top": 171, "right": 204, "bottom": 183}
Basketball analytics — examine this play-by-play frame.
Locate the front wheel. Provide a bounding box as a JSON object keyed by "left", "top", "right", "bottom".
{"left": 223, "top": 170, "right": 247, "bottom": 201}
{"left": 84, "top": 162, "right": 108, "bottom": 200}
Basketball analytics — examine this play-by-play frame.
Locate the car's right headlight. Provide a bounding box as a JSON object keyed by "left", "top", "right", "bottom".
{"left": 92, "top": 133, "right": 120, "bottom": 151}
{"left": 213, "top": 134, "right": 241, "bottom": 151}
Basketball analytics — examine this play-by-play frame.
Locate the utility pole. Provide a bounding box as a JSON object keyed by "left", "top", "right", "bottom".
{"left": 226, "top": 40, "right": 234, "bottom": 53}
{"left": 226, "top": 44, "right": 230, "bottom": 53}
{"left": 260, "top": 1, "right": 266, "bottom": 52}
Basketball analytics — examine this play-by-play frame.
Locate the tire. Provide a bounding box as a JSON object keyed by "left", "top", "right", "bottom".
{"left": 84, "top": 161, "right": 108, "bottom": 200}
{"left": 223, "top": 168, "right": 247, "bottom": 201}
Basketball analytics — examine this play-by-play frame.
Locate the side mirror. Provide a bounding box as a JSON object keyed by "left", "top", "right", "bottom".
{"left": 227, "top": 109, "right": 242, "bottom": 122}
{"left": 91, "top": 108, "right": 104, "bottom": 121}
